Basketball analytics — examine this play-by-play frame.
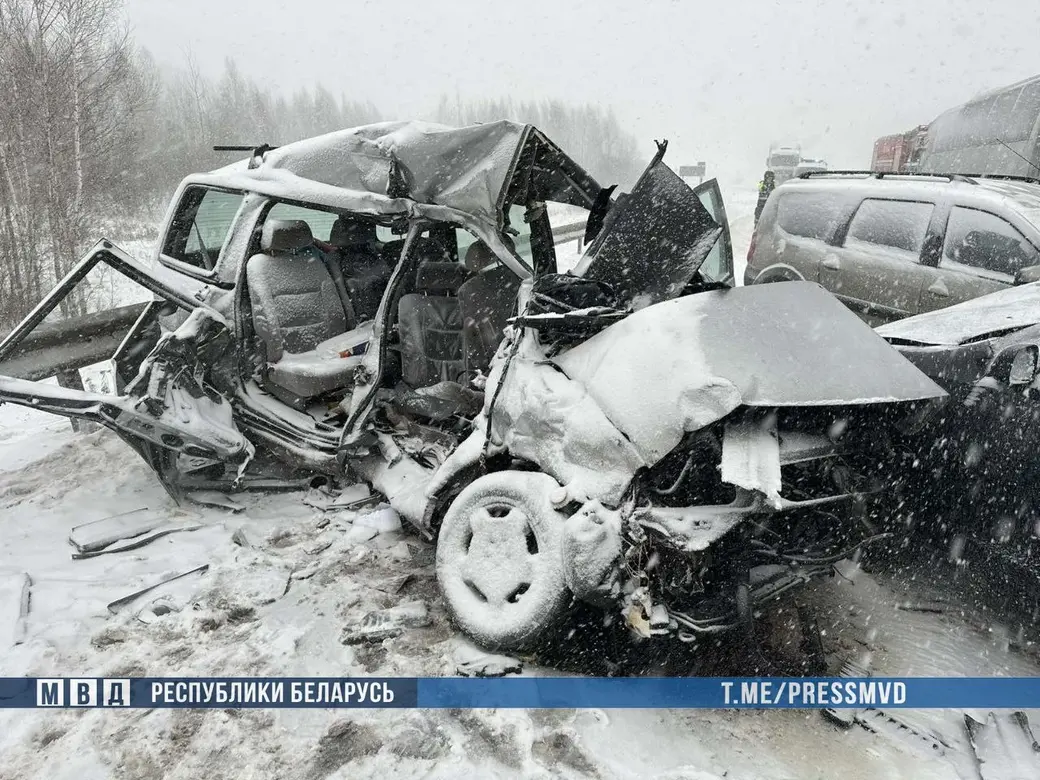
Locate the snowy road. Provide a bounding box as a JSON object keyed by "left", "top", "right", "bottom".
{"left": 2, "top": 400, "right": 1039, "bottom": 780}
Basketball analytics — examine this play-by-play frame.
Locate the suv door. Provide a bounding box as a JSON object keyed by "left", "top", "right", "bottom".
{"left": 573, "top": 159, "right": 732, "bottom": 306}
{"left": 918, "top": 205, "right": 1040, "bottom": 313}
{"left": 828, "top": 197, "right": 937, "bottom": 323}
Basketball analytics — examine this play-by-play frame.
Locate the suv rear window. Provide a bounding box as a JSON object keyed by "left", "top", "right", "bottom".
{"left": 845, "top": 199, "right": 933, "bottom": 256}
{"left": 776, "top": 192, "right": 844, "bottom": 240}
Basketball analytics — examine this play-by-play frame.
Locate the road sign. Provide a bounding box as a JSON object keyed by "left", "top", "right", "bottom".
{"left": 679, "top": 162, "right": 706, "bottom": 178}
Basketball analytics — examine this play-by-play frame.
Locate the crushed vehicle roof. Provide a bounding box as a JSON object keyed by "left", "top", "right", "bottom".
{"left": 877, "top": 281, "right": 1040, "bottom": 346}
{"left": 192, "top": 120, "right": 603, "bottom": 231}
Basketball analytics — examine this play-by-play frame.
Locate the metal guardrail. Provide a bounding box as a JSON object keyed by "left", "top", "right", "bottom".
{"left": 551, "top": 219, "right": 588, "bottom": 248}
{"left": 0, "top": 303, "right": 147, "bottom": 381}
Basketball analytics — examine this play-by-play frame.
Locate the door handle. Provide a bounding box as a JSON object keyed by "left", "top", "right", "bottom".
{"left": 927, "top": 279, "right": 949, "bottom": 297}
{"left": 822, "top": 255, "right": 840, "bottom": 271}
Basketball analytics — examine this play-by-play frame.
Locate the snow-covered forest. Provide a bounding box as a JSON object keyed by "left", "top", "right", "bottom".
{"left": 0, "top": 0, "right": 644, "bottom": 330}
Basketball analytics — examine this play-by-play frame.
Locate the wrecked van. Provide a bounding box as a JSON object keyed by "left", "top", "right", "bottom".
{"left": 0, "top": 121, "right": 946, "bottom": 649}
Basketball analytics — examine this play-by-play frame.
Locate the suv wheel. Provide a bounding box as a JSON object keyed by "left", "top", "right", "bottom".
{"left": 436, "top": 471, "right": 570, "bottom": 651}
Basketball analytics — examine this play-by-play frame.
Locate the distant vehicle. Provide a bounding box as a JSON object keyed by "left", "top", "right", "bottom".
{"left": 871, "top": 126, "right": 929, "bottom": 173}
{"left": 766, "top": 143, "right": 802, "bottom": 184}
{"left": 793, "top": 158, "right": 828, "bottom": 177}
{"left": 744, "top": 171, "right": 1040, "bottom": 324}
{"left": 916, "top": 74, "right": 1040, "bottom": 176}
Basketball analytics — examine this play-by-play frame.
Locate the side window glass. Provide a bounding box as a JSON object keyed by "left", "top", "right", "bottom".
{"left": 506, "top": 204, "right": 534, "bottom": 265}
{"left": 776, "top": 193, "right": 844, "bottom": 240}
{"left": 844, "top": 199, "right": 933, "bottom": 257}
{"left": 266, "top": 203, "right": 338, "bottom": 242}
{"left": 942, "top": 206, "right": 1040, "bottom": 280}
{"left": 695, "top": 184, "right": 733, "bottom": 284}
{"left": 162, "top": 187, "right": 244, "bottom": 271}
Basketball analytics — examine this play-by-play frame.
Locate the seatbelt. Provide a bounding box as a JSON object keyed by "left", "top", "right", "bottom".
{"left": 318, "top": 249, "right": 357, "bottom": 330}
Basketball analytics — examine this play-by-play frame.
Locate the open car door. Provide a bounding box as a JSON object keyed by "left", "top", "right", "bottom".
{"left": 0, "top": 241, "right": 253, "bottom": 493}
{"left": 572, "top": 143, "right": 734, "bottom": 306}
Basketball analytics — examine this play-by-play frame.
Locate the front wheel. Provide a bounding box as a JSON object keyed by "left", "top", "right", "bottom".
{"left": 436, "top": 471, "right": 570, "bottom": 651}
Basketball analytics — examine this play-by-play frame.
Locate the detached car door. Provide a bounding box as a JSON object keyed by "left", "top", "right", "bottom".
{"left": 918, "top": 205, "right": 1040, "bottom": 313}
{"left": 827, "top": 197, "right": 937, "bottom": 323}
{"left": 0, "top": 240, "right": 253, "bottom": 492}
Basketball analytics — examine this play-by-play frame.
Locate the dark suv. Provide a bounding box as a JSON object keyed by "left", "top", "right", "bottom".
{"left": 744, "top": 172, "right": 1040, "bottom": 324}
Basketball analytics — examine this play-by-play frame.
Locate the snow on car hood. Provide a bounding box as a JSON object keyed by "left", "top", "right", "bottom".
{"left": 876, "top": 282, "right": 1040, "bottom": 346}
{"left": 554, "top": 281, "right": 946, "bottom": 464}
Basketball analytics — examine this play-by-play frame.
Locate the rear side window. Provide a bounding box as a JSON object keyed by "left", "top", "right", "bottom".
{"left": 775, "top": 192, "right": 844, "bottom": 240}
{"left": 162, "top": 187, "right": 245, "bottom": 271}
{"left": 942, "top": 206, "right": 1040, "bottom": 279}
{"left": 845, "top": 199, "right": 933, "bottom": 256}
{"left": 267, "top": 203, "right": 338, "bottom": 241}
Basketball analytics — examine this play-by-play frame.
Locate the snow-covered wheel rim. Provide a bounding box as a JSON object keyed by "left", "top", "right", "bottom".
{"left": 436, "top": 471, "right": 569, "bottom": 650}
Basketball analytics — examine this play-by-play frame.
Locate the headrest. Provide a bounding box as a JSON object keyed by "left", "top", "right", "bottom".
{"left": 261, "top": 219, "right": 313, "bottom": 253}
{"left": 330, "top": 218, "right": 378, "bottom": 248}
{"left": 415, "top": 261, "right": 471, "bottom": 294}
{"left": 463, "top": 241, "right": 498, "bottom": 273}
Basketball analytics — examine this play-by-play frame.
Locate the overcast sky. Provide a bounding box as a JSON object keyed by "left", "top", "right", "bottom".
{"left": 125, "top": 0, "right": 1040, "bottom": 188}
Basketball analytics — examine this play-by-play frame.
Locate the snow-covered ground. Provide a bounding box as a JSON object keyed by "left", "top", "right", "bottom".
{"left": 2, "top": 397, "right": 1040, "bottom": 779}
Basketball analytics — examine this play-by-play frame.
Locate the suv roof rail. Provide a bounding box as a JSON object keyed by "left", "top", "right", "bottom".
{"left": 798, "top": 170, "right": 1040, "bottom": 186}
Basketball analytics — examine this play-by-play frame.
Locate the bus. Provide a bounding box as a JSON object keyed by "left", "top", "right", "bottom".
{"left": 917, "top": 74, "right": 1040, "bottom": 176}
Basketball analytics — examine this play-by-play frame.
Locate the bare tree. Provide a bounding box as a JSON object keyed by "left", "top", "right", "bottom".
{"left": 0, "top": 0, "right": 154, "bottom": 327}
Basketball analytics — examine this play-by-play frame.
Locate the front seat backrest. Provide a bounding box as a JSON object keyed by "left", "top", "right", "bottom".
{"left": 397, "top": 261, "right": 470, "bottom": 388}
{"left": 248, "top": 218, "right": 347, "bottom": 363}
{"left": 329, "top": 217, "right": 391, "bottom": 321}
{"left": 458, "top": 241, "right": 521, "bottom": 375}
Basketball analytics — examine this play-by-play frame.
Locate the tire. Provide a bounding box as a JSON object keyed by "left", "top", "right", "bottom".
{"left": 436, "top": 471, "right": 570, "bottom": 651}
{"left": 754, "top": 271, "right": 800, "bottom": 284}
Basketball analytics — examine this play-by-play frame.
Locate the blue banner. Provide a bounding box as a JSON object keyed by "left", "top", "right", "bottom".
{"left": 2, "top": 676, "right": 1039, "bottom": 709}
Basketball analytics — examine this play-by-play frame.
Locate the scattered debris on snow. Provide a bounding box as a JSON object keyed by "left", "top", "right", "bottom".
{"left": 454, "top": 640, "right": 523, "bottom": 677}
{"left": 965, "top": 711, "right": 1040, "bottom": 780}
{"left": 106, "top": 564, "right": 210, "bottom": 615}
{"left": 341, "top": 601, "right": 431, "bottom": 644}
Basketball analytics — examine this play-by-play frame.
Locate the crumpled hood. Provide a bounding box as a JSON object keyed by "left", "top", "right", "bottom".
{"left": 554, "top": 281, "right": 946, "bottom": 464}
{"left": 877, "top": 282, "right": 1040, "bottom": 346}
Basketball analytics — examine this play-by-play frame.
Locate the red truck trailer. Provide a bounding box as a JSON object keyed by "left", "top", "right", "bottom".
{"left": 871, "top": 125, "right": 929, "bottom": 172}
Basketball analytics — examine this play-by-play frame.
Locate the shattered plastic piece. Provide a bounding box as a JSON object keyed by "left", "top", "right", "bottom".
{"left": 854, "top": 709, "right": 952, "bottom": 757}
{"left": 0, "top": 571, "right": 31, "bottom": 647}
{"left": 353, "top": 505, "right": 402, "bottom": 534}
{"left": 107, "top": 565, "right": 210, "bottom": 615}
{"left": 341, "top": 601, "right": 431, "bottom": 644}
{"left": 304, "top": 538, "right": 333, "bottom": 555}
{"left": 71, "top": 521, "right": 203, "bottom": 560}
{"left": 186, "top": 491, "right": 245, "bottom": 512}
{"left": 965, "top": 712, "right": 1040, "bottom": 780}
{"left": 454, "top": 642, "right": 523, "bottom": 677}
{"left": 823, "top": 654, "right": 872, "bottom": 727}
{"left": 69, "top": 507, "right": 163, "bottom": 553}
